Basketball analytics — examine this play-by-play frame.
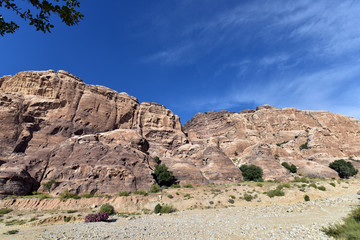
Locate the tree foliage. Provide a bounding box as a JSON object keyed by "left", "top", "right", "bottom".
{"left": 329, "top": 159, "right": 358, "bottom": 179}
{"left": 239, "top": 164, "right": 263, "bottom": 182}
{"left": 153, "top": 164, "right": 175, "bottom": 187}
{"left": 281, "top": 162, "right": 297, "bottom": 173}
{"left": 0, "top": 0, "right": 84, "bottom": 36}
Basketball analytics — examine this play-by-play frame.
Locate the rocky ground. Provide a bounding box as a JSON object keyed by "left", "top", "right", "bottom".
{"left": 0, "top": 178, "right": 359, "bottom": 239}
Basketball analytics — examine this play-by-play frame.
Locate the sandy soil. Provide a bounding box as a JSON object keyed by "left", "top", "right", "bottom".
{"left": 0, "top": 178, "right": 359, "bottom": 239}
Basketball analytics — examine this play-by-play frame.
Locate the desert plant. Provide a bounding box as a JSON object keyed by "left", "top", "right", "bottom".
{"left": 80, "top": 193, "right": 94, "bottom": 198}
{"left": 256, "top": 183, "right": 263, "bottom": 187}
{"left": 230, "top": 195, "right": 236, "bottom": 199}
{"left": 167, "top": 194, "right": 174, "bottom": 199}
{"left": 170, "top": 184, "right": 180, "bottom": 188}
{"left": 309, "top": 183, "right": 317, "bottom": 189}
{"left": 266, "top": 189, "right": 285, "bottom": 198}
{"left": 99, "top": 204, "right": 114, "bottom": 215}
{"left": 244, "top": 193, "right": 253, "bottom": 202}
{"left": 65, "top": 216, "right": 72, "bottom": 222}
{"left": 0, "top": 208, "right": 12, "bottom": 214}
{"left": 154, "top": 204, "right": 175, "bottom": 214}
{"left": 318, "top": 186, "right": 326, "bottom": 191}
{"left": 153, "top": 164, "right": 175, "bottom": 186}
{"left": 134, "top": 190, "right": 148, "bottom": 196}
{"left": 281, "top": 162, "right": 297, "bottom": 173}
{"left": 3, "top": 230, "right": 19, "bottom": 235}
{"left": 85, "top": 212, "right": 109, "bottom": 222}
{"left": 29, "top": 217, "right": 38, "bottom": 222}
{"left": 228, "top": 199, "right": 235, "bottom": 204}
{"left": 323, "top": 206, "right": 360, "bottom": 239}
{"left": 183, "top": 184, "right": 194, "bottom": 188}
{"left": 67, "top": 210, "right": 77, "bottom": 214}
{"left": 293, "top": 177, "right": 309, "bottom": 183}
{"left": 330, "top": 182, "right": 336, "bottom": 187}
{"left": 5, "top": 219, "right": 26, "bottom": 226}
{"left": 118, "top": 191, "right": 130, "bottom": 197}
{"left": 299, "top": 142, "right": 309, "bottom": 150}
{"left": 149, "top": 184, "right": 161, "bottom": 193}
{"left": 209, "top": 201, "right": 214, "bottom": 205}
{"left": 329, "top": 159, "right": 359, "bottom": 179}
{"left": 59, "top": 190, "right": 80, "bottom": 200}
{"left": 276, "top": 141, "right": 289, "bottom": 147}
{"left": 42, "top": 179, "right": 56, "bottom": 192}
{"left": 153, "top": 156, "right": 160, "bottom": 164}
{"left": 239, "top": 164, "right": 263, "bottom": 182}
{"left": 304, "top": 195, "right": 310, "bottom": 201}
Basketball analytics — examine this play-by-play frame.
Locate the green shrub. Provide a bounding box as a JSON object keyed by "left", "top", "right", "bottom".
{"left": 256, "top": 183, "right": 263, "bottom": 187}
{"left": 167, "top": 194, "right": 173, "bottom": 199}
{"left": 267, "top": 189, "right": 285, "bottom": 198}
{"left": 281, "top": 162, "right": 297, "bottom": 173}
{"left": 309, "top": 183, "right": 317, "bottom": 189}
{"left": 149, "top": 184, "right": 161, "bottom": 193}
{"left": 170, "top": 184, "right": 180, "bottom": 188}
{"left": 230, "top": 195, "right": 236, "bottom": 199}
{"left": 239, "top": 164, "right": 263, "bottom": 182}
{"left": 293, "top": 177, "right": 309, "bottom": 183}
{"left": 277, "top": 183, "right": 290, "bottom": 190}
{"left": 184, "top": 193, "right": 191, "bottom": 199}
{"left": 304, "top": 195, "right": 310, "bottom": 201}
{"left": 276, "top": 141, "right": 288, "bottom": 147}
{"left": 42, "top": 179, "right": 56, "bottom": 192}
{"left": 0, "top": 208, "right": 12, "bottom": 214}
{"left": 154, "top": 204, "right": 162, "bottom": 214}
{"left": 183, "top": 184, "right": 194, "bottom": 188}
{"left": 323, "top": 206, "right": 360, "bottom": 239}
{"left": 5, "top": 219, "right": 26, "bottom": 226}
{"left": 59, "top": 190, "right": 80, "bottom": 200}
{"left": 228, "top": 199, "right": 235, "bottom": 204}
{"left": 65, "top": 216, "right": 72, "bottom": 222}
{"left": 29, "top": 217, "right": 38, "bottom": 222}
{"left": 244, "top": 194, "right": 253, "bottom": 202}
{"left": 330, "top": 182, "right": 336, "bottom": 187}
{"left": 318, "top": 186, "right": 326, "bottom": 191}
{"left": 80, "top": 193, "right": 94, "bottom": 198}
{"left": 134, "top": 190, "right": 148, "bottom": 196}
{"left": 117, "top": 191, "right": 130, "bottom": 197}
{"left": 209, "top": 201, "right": 214, "bottom": 205}
{"left": 299, "top": 142, "right": 309, "bottom": 150}
{"left": 99, "top": 203, "right": 114, "bottom": 215}
{"left": 67, "top": 210, "right": 77, "bottom": 214}
{"left": 154, "top": 204, "right": 175, "bottom": 214}
{"left": 153, "top": 156, "right": 160, "bottom": 164}
{"left": 3, "top": 230, "right": 19, "bottom": 235}
{"left": 329, "top": 159, "right": 359, "bottom": 179}
{"left": 153, "top": 164, "right": 175, "bottom": 186}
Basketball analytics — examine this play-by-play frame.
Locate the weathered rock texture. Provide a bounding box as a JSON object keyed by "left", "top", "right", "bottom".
{"left": 183, "top": 105, "right": 360, "bottom": 180}
{"left": 0, "top": 70, "right": 240, "bottom": 197}
{"left": 1, "top": 70, "right": 359, "bottom": 197}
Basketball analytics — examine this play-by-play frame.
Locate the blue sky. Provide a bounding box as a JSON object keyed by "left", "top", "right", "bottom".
{"left": 1, "top": 0, "right": 360, "bottom": 124}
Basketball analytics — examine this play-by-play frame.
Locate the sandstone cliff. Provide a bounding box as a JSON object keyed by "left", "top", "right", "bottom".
{"left": 1, "top": 70, "right": 359, "bottom": 197}
{"left": 0, "top": 70, "right": 241, "bottom": 196}
{"left": 183, "top": 105, "right": 360, "bottom": 180}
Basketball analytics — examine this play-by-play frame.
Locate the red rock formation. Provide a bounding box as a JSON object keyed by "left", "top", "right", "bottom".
{"left": 1, "top": 70, "right": 359, "bottom": 197}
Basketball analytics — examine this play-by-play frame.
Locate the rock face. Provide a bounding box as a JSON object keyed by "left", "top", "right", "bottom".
{"left": 0, "top": 70, "right": 241, "bottom": 196}
{"left": 183, "top": 108, "right": 360, "bottom": 180}
{"left": 1, "top": 70, "right": 359, "bottom": 197}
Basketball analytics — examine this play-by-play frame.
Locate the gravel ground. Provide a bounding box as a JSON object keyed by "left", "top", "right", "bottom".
{"left": 31, "top": 193, "right": 358, "bottom": 240}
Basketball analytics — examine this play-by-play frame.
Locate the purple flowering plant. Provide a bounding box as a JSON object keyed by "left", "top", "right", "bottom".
{"left": 85, "top": 212, "right": 109, "bottom": 222}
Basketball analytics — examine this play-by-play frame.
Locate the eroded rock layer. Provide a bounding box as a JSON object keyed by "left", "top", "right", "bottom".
{"left": 1, "top": 70, "right": 359, "bottom": 197}
{"left": 0, "top": 70, "right": 241, "bottom": 196}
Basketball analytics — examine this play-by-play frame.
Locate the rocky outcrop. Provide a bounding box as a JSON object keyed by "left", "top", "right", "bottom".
{"left": 1, "top": 70, "right": 359, "bottom": 197}
{"left": 184, "top": 107, "right": 360, "bottom": 180}
{"left": 0, "top": 70, "right": 241, "bottom": 197}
